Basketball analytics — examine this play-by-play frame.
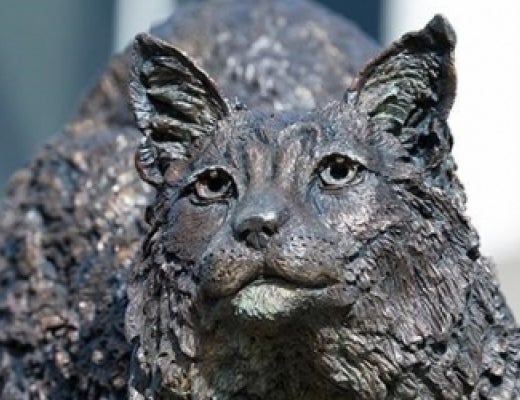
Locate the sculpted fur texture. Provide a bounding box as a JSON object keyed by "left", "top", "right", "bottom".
{"left": 1, "top": 1, "right": 519, "bottom": 399}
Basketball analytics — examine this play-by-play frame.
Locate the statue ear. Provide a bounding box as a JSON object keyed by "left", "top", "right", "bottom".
{"left": 347, "top": 15, "right": 456, "bottom": 172}
{"left": 130, "top": 33, "right": 230, "bottom": 186}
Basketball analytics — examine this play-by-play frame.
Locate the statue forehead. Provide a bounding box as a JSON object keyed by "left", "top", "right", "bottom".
{"left": 194, "top": 104, "right": 374, "bottom": 182}
{"left": 210, "top": 103, "right": 366, "bottom": 151}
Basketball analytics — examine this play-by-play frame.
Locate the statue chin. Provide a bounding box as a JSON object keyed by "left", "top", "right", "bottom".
{"left": 230, "top": 279, "right": 305, "bottom": 320}
{"left": 227, "top": 278, "right": 341, "bottom": 323}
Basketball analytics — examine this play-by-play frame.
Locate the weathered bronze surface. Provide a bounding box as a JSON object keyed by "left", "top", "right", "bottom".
{"left": 1, "top": 1, "right": 519, "bottom": 399}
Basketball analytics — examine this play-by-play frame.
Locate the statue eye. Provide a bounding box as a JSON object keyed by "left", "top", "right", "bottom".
{"left": 193, "top": 169, "right": 235, "bottom": 202}
{"left": 318, "top": 155, "right": 361, "bottom": 189}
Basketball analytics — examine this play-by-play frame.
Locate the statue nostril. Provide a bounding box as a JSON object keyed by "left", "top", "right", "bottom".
{"left": 237, "top": 227, "right": 251, "bottom": 243}
{"left": 236, "top": 215, "right": 281, "bottom": 249}
{"left": 245, "top": 230, "right": 270, "bottom": 250}
{"left": 262, "top": 226, "right": 275, "bottom": 236}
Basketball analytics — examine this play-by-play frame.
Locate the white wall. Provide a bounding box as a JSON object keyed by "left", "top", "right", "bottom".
{"left": 114, "top": 0, "right": 176, "bottom": 51}
{"left": 384, "top": 0, "right": 520, "bottom": 314}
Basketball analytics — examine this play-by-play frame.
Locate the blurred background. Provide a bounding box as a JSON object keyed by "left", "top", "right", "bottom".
{"left": 0, "top": 0, "right": 519, "bottom": 314}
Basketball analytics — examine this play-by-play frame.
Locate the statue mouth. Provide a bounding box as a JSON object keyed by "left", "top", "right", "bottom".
{"left": 198, "top": 239, "right": 362, "bottom": 322}
{"left": 198, "top": 268, "right": 338, "bottom": 321}
{"left": 240, "top": 272, "right": 334, "bottom": 292}
{"left": 226, "top": 275, "right": 339, "bottom": 321}
{"left": 199, "top": 252, "right": 342, "bottom": 300}
{"left": 198, "top": 260, "right": 358, "bottom": 330}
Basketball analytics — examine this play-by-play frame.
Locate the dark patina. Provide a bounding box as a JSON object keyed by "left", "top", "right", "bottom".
{"left": 1, "top": 1, "right": 519, "bottom": 399}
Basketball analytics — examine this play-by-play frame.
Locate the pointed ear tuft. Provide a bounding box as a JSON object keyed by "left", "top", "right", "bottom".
{"left": 347, "top": 15, "right": 457, "bottom": 176}
{"left": 349, "top": 14, "right": 456, "bottom": 120}
{"left": 130, "top": 33, "right": 230, "bottom": 186}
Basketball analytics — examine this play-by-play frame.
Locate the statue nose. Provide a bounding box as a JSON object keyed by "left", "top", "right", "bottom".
{"left": 234, "top": 202, "right": 288, "bottom": 250}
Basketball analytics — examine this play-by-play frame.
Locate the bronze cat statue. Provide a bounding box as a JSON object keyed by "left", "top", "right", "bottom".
{"left": 1, "top": 1, "right": 518, "bottom": 399}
